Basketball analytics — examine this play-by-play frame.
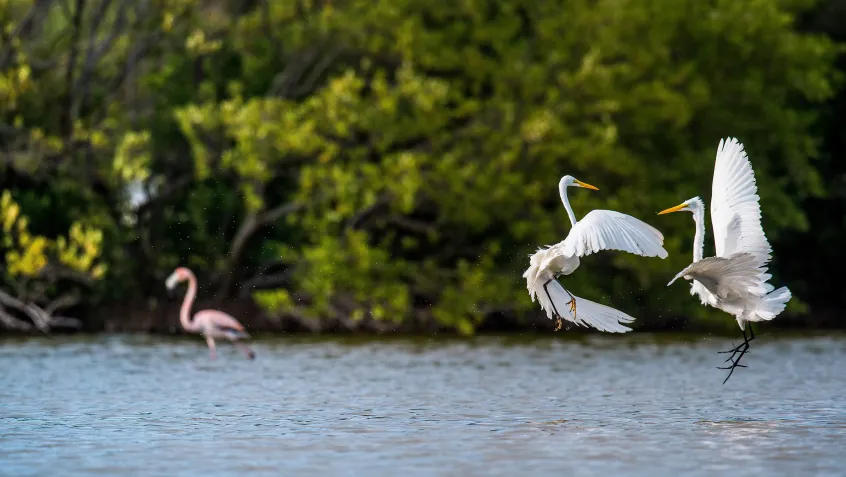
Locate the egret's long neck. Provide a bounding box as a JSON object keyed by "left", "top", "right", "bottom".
{"left": 180, "top": 272, "right": 198, "bottom": 332}
{"left": 559, "top": 185, "right": 578, "bottom": 227}
{"left": 692, "top": 206, "right": 705, "bottom": 263}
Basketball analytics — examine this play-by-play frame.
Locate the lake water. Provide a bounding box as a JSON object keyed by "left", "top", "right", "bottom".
{"left": 1, "top": 332, "right": 845, "bottom": 476}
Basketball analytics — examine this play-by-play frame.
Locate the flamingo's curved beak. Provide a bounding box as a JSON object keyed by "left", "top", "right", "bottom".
{"left": 165, "top": 272, "right": 180, "bottom": 293}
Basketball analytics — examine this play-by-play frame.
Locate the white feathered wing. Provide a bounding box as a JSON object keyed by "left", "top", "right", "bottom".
{"left": 670, "top": 138, "right": 791, "bottom": 326}
{"left": 524, "top": 210, "right": 668, "bottom": 332}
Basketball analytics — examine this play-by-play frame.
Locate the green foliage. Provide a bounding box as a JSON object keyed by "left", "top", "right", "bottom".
{"left": 0, "top": 0, "right": 840, "bottom": 332}
{"left": 0, "top": 190, "right": 106, "bottom": 280}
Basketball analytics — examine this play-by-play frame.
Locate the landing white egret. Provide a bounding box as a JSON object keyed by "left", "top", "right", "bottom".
{"left": 658, "top": 137, "right": 791, "bottom": 384}
{"left": 523, "top": 175, "right": 668, "bottom": 333}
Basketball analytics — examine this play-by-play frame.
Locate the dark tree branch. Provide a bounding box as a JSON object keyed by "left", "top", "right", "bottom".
{"left": 290, "top": 45, "right": 345, "bottom": 98}
{"left": 260, "top": 200, "right": 308, "bottom": 224}
{"left": 388, "top": 215, "right": 436, "bottom": 235}
{"left": 45, "top": 293, "right": 82, "bottom": 315}
{"left": 39, "top": 263, "right": 96, "bottom": 287}
{"left": 0, "top": 0, "right": 55, "bottom": 69}
{"left": 238, "top": 270, "right": 293, "bottom": 296}
{"left": 0, "top": 289, "right": 50, "bottom": 332}
{"left": 97, "top": 30, "right": 163, "bottom": 116}
{"left": 346, "top": 196, "right": 390, "bottom": 230}
{"left": 217, "top": 200, "right": 307, "bottom": 298}
{"left": 0, "top": 307, "right": 33, "bottom": 331}
{"left": 269, "top": 48, "right": 319, "bottom": 97}
{"left": 47, "top": 316, "right": 83, "bottom": 329}
{"left": 72, "top": 0, "right": 129, "bottom": 119}
{"left": 62, "top": 0, "right": 87, "bottom": 137}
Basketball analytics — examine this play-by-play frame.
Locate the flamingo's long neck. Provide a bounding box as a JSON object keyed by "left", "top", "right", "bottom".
{"left": 180, "top": 272, "right": 199, "bottom": 332}
{"left": 692, "top": 201, "right": 705, "bottom": 263}
{"left": 559, "top": 184, "right": 578, "bottom": 227}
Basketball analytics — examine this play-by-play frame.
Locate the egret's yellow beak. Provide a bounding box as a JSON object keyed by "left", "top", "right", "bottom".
{"left": 574, "top": 180, "right": 599, "bottom": 191}
{"left": 658, "top": 203, "right": 687, "bottom": 215}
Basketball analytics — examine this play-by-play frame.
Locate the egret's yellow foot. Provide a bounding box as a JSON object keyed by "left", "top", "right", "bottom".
{"left": 554, "top": 317, "right": 563, "bottom": 331}
{"left": 566, "top": 298, "right": 576, "bottom": 317}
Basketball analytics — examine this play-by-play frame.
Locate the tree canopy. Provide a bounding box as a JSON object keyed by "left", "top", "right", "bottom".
{"left": 0, "top": 0, "right": 840, "bottom": 333}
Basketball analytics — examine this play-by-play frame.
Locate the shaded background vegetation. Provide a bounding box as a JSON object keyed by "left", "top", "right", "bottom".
{"left": 0, "top": 0, "right": 843, "bottom": 335}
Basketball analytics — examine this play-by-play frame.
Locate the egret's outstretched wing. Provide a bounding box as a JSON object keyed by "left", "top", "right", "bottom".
{"left": 667, "top": 252, "right": 770, "bottom": 298}
{"left": 569, "top": 294, "right": 636, "bottom": 333}
{"left": 551, "top": 210, "right": 668, "bottom": 263}
{"left": 537, "top": 278, "right": 635, "bottom": 333}
{"left": 710, "top": 138, "right": 772, "bottom": 262}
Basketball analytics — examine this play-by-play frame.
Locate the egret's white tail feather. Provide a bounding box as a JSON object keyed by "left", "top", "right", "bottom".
{"left": 754, "top": 286, "right": 791, "bottom": 321}
{"left": 533, "top": 278, "right": 635, "bottom": 333}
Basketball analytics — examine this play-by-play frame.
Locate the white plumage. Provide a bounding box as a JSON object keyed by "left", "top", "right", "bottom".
{"left": 659, "top": 137, "right": 791, "bottom": 330}
{"left": 523, "top": 175, "right": 668, "bottom": 333}
{"left": 711, "top": 138, "right": 773, "bottom": 262}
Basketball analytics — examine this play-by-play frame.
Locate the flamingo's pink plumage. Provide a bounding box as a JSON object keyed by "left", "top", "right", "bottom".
{"left": 166, "top": 267, "right": 255, "bottom": 360}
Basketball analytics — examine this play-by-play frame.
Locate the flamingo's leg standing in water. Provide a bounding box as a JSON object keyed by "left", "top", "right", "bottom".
{"left": 235, "top": 342, "right": 256, "bottom": 360}
{"left": 205, "top": 335, "right": 217, "bottom": 360}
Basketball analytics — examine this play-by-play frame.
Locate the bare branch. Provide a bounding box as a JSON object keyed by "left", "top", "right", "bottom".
{"left": 0, "top": 289, "right": 50, "bottom": 332}
{"left": 73, "top": 0, "right": 129, "bottom": 118}
{"left": 0, "top": 307, "right": 33, "bottom": 331}
{"left": 98, "top": 30, "right": 164, "bottom": 113}
{"left": 217, "top": 200, "right": 306, "bottom": 297}
{"left": 259, "top": 200, "right": 307, "bottom": 224}
{"left": 61, "top": 0, "right": 87, "bottom": 137}
{"left": 239, "top": 270, "right": 292, "bottom": 296}
{"left": 268, "top": 49, "right": 319, "bottom": 97}
{"left": 39, "top": 264, "right": 96, "bottom": 287}
{"left": 0, "top": 0, "right": 55, "bottom": 69}
{"left": 389, "top": 215, "right": 435, "bottom": 235}
{"left": 45, "top": 293, "right": 82, "bottom": 315}
{"left": 291, "top": 45, "right": 345, "bottom": 98}
{"left": 47, "top": 316, "right": 83, "bottom": 329}
{"left": 346, "top": 196, "right": 390, "bottom": 230}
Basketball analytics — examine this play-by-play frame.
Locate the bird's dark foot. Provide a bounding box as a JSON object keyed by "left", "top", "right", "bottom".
{"left": 554, "top": 317, "right": 563, "bottom": 332}
{"left": 717, "top": 342, "right": 745, "bottom": 354}
{"left": 247, "top": 351, "right": 256, "bottom": 360}
{"left": 719, "top": 345, "right": 750, "bottom": 384}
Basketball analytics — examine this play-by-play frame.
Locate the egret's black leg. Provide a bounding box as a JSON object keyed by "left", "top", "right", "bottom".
{"left": 722, "top": 323, "right": 757, "bottom": 362}
{"left": 718, "top": 342, "right": 749, "bottom": 384}
{"left": 542, "top": 275, "right": 577, "bottom": 331}
{"left": 718, "top": 324, "right": 755, "bottom": 384}
{"left": 542, "top": 278, "right": 564, "bottom": 331}
{"left": 721, "top": 330, "right": 747, "bottom": 364}
{"left": 718, "top": 328, "right": 747, "bottom": 356}
{"left": 718, "top": 325, "right": 749, "bottom": 364}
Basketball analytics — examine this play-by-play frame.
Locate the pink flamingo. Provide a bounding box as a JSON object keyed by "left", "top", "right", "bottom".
{"left": 165, "top": 267, "right": 256, "bottom": 360}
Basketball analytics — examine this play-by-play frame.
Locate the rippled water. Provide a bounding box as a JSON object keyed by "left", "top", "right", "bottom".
{"left": 1, "top": 332, "right": 845, "bottom": 476}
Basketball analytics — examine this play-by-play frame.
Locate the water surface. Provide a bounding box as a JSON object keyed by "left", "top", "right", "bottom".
{"left": 1, "top": 333, "right": 845, "bottom": 476}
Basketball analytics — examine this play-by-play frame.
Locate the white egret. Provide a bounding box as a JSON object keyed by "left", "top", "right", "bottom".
{"left": 523, "top": 175, "right": 668, "bottom": 333}
{"left": 658, "top": 137, "right": 791, "bottom": 384}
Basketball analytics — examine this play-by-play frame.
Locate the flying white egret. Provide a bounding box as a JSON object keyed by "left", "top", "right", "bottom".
{"left": 523, "top": 175, "right": 668, "bottom": 333}
{"left": 658, "top": 137, "right": 791, "bottom": 384}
